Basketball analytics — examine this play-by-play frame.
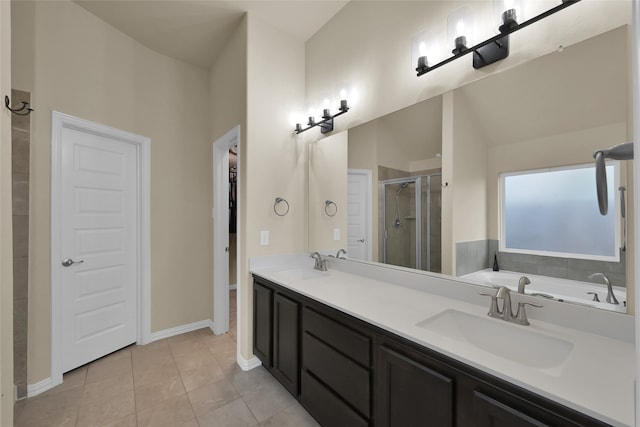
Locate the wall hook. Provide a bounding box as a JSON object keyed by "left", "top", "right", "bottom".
{"left": 5, "top": 95, "right": 34, "bottom": 116}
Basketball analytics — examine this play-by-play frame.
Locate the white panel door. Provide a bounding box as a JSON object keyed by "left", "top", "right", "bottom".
{"left": 347, "top": 171, "right": 371, "bottom": 261}
{"left": 60, "top": 127, "right": 138, "bottom": 372}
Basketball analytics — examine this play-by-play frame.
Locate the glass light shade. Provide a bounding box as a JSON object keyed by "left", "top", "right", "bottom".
{"left": 411, "top": 29, "right": 441, "bottom": 69}
{"left": 493, "top": 0, "right": 525, "bottom": 31}
{"left": 447, "top": 6, "right": 474, "bottom": 54}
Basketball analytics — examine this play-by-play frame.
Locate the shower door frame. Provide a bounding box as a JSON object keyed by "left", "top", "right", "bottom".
{"left": 380, "top": 176, "right": 423, "bottom": 269}
{"left": 380, "top": 172, "right": 441, "bottom": 271}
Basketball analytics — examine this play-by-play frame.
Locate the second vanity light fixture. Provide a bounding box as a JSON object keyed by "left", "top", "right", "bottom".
{"left": 295, "top": 100, "right": 349, "bottom": 135}
{"left": 415, "top": 0, "right": 580, "bottom": 76}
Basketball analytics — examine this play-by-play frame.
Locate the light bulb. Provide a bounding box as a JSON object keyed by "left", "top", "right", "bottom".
{"left": 456, "top": 19, "right": 466, "bottom": 37}
{"left": 418, "top": 41, "right": 428, "bottom": 57}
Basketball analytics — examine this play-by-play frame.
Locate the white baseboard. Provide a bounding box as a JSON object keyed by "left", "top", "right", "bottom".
{"left": 229, "top": 284, "right": 237, "bottom": 290}
{"left": 149, "top": 319, "right": 215, "bottom": 343}
{"left": 27, "top": 377, "right": 56, "bottom": 398}
{"left": 237, "top": 354, "right": 262, "bottom": 371}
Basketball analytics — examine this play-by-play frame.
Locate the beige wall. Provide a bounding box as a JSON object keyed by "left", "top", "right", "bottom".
{"left": 309, "top": 131, "right": 348, "bottom": 251}
{"left": 210, "top": 17, "right": 247, "bottom": 143}
{"left": 448, "top": 92, "right": 490, "bottom": 275}
{"left": 210, "top": 16, "right": 247, "bottom": 291}
{"left": 241, "top": 15, "right": 306, "bottom": 360}
{"left": 1, "top": 1, "right": 14, "bottom": 424}
{"left": 12, "top": 0, "right": 213, "bottom": 384}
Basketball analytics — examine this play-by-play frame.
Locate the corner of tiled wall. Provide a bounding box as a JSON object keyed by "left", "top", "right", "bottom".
{"left": 11, "top": 89, "right": 30, "bottom": 400}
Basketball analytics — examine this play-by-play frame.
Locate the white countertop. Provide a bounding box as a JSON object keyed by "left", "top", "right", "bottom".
{"left": 250, "top": 254, "right": 635, "bottom": 427}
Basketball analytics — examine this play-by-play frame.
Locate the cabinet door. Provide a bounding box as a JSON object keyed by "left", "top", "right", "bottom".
{"left": 378, "top": 346, "right": 454, "bottom": 427}
{"left": 253, "top": 281, "right": 272, "bottom": 366}
{"left": 273, "top": 293, "right": 300, "bottom": 395}
{"left": 473, "top": 391, "right": 548, "bottom": 427}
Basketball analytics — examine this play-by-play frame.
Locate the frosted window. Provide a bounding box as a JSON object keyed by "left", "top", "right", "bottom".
{"left": 502, "top": 164, "right": 617, "bottom": 259}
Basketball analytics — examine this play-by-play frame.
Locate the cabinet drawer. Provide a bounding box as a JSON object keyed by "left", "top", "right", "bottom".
{"left": 303, "top": 332, "right": 370, "bottom": 417}
{"left": 301, "top": 370, "right": 369, "bottom": 427}
{"left": 473, "top": 390, "right": 548, "bottom": 427}
{"left": 303, "top": 307, "right": 370, "bottom": 366}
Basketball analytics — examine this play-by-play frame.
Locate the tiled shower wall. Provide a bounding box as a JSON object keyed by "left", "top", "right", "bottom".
{"left": 456, "top": 239, "right": 627, "bottom": 288}
{"left": 11, "top": 89, "right": 30, "bottom": 399}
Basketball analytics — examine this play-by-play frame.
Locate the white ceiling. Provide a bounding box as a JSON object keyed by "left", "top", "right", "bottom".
{"left": 74, "top": 0, "right": 349, "bottom": 69}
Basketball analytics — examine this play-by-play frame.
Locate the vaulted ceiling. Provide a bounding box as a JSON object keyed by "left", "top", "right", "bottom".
{"left": 74, "top": 0, "right": 349, "bottom": 69}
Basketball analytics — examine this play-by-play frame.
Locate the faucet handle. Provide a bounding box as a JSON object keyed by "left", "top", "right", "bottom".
{"left": 587, "top": 292, "right": 601, "bottom": 302}
{"left": 513, "top": 302, "right": 543, "bottom": 326}
{"left": 478, "top": 291, "right": 502, "bottom": 318}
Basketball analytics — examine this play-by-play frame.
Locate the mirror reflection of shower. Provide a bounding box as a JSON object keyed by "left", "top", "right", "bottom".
{"left": 394, "top": 182, "right": 409, "bottom": 227}
{"left": 381, "top": 173, "right": 442, "bottom": 273}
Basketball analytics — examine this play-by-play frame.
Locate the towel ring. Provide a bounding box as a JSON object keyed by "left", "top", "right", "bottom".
{"left": 274, "top": 197, "right": 290, "bottom": 216}
{"left": 324, "top": 200, "right": 337, "bottom": 217}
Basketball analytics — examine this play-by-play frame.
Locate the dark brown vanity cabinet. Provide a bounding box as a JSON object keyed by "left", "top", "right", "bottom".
{"left": 252, "top": 281, "right": 272, "bottom": 366}
{"left": 376, "top": 337, "right": 609, "bottom": 427}
{"left": 252, "top": 275, "right": 610, "bottom": 427}
{"left": 301, "top": 306, "right": 373, "bottom": 426}
{"left": 252, "top": 279, "right": 300, "bottom": 396}
{"left": 377, "top": 345, "right": 453, "bottom": 427}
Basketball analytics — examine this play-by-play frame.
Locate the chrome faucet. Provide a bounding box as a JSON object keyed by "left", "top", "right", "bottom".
{"left": 479, "top": 286, "right": 542, "bottom": 326}
{"left": 310, "top": 252, "right": 328, "bottom": 271}
{"left": 336, "top": 249, "right": 347, "bottom": 259}
{"left": 588, "top": 273, "right": 619, "bottom": 305}
{"left": 517, "top": 276, "right": 530, "bottom": 294}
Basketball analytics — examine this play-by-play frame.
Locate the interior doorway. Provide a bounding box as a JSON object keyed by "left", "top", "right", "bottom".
{"left": 212, "top": 126, "right": 240, "bottom": 337}
{"left": 50, "top": 112, "right": 151, "bottom": 389}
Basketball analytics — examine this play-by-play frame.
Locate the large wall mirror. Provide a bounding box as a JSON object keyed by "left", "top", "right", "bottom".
{"left": 308, "top": 26, "right": 632, "bottom": 314}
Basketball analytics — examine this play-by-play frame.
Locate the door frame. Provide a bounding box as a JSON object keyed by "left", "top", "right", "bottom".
{"left": 347, "top": 169, "right": 373, "bottom": 261}
{"left": 212, "top": 125, "right": 240, "bottom": 335}
{"left": 50, "top": 112, "right": 151, "bottom": 387}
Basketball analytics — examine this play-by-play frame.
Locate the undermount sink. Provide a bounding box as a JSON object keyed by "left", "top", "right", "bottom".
{"left": 275, "top": 268, "right": 329, "bottom": 281}
{"left": 416, "top": 309, "right": 574, "bottom": 370}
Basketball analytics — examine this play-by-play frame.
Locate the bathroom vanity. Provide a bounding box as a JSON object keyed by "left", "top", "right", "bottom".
{"left": 250, "top": 255, "right": 634, "bottom": 427}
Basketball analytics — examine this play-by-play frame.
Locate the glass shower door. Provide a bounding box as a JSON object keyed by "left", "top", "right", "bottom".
{"left": 382, "top": 179, "right": 418, "bottom": 269}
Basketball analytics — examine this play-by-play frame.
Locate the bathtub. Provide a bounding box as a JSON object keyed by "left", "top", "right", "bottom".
{"left": 461, "top": 269, "right": 627, "bottom": 313}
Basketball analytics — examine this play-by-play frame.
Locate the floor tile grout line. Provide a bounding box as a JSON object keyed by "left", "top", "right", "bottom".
{"left": 169, "top": 336, "right": 200, "bottom": 426}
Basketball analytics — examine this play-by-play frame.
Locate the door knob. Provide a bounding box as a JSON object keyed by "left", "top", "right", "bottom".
{"left": 61, "top": 258, "right": 84, "bottom": 267}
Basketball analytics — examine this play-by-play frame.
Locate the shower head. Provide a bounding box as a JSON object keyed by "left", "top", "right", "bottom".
{"left": 396, "top": 182, "right": 409, "bottom": 195}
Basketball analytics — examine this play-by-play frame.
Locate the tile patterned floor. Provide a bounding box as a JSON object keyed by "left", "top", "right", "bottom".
{"left": 14, "top": 290, "right": 319, "bottom": 427}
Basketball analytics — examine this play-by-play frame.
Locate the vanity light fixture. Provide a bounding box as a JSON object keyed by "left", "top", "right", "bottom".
{"left": 415, "top": 0, "right": 581, "bottom": 76}
{"left": 295, "top": 100, "right": 349, "bottom": 135}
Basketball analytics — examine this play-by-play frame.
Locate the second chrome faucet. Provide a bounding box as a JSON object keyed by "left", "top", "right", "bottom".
{"left": 479, "top": 286, "right": 542, "bottom": 326}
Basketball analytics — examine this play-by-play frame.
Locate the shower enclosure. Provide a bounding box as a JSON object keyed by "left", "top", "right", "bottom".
{"left": 380, "top": 174, "right": 442, "bottom": 272}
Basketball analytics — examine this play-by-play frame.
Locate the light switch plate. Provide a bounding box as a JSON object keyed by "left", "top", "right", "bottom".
{"left": 333, "top": 228, "right": 340, "bottom": 241}
{"left": 260, "top": 230, "right": 269, "bottom": 246}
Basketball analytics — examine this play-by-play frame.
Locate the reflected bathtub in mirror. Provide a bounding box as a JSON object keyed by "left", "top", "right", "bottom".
{"left": 462, "top": 270, "right": 626, "bottom": 313}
